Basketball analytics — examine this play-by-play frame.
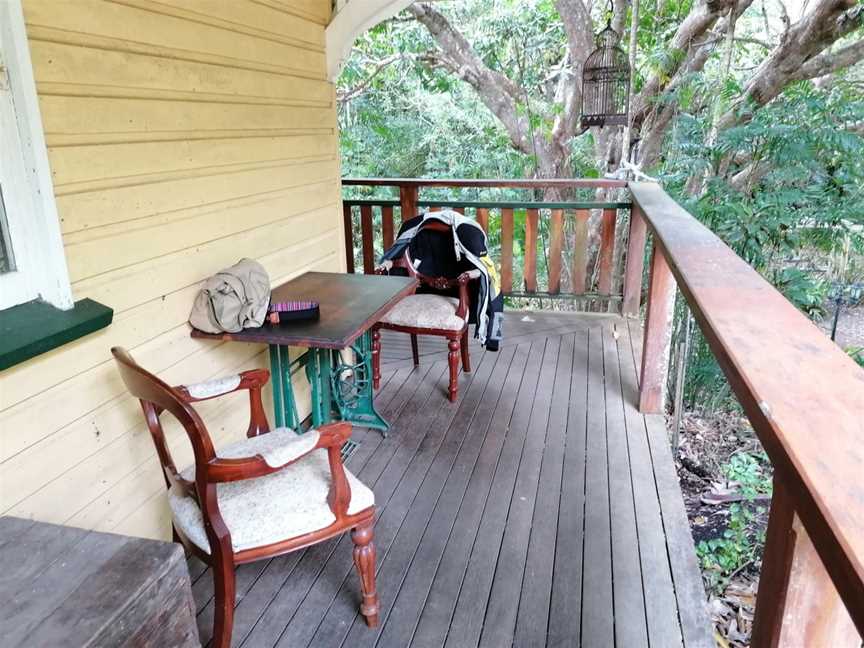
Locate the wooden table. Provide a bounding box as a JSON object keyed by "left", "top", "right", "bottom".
{"left": 192, "top": 271, "right": 416, "bottom": 434}
{"left": 0, "top": 517, "right": 199, "bottom": 647}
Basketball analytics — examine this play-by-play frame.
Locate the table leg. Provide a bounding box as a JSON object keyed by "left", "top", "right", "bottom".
{"left": 330, "top": 331, "right": 389, "bottom": 435}
{"left": 268, "top": 344, "right": 303, "bottom": 430}
{"left": 306, "top": 347, "right": 334, "bottom": 427}
{"left": 270, "top": 337, "right": 389, "bottom": 434}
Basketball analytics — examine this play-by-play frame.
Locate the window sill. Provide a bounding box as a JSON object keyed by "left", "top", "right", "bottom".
{"left": 0, "top": 298, "right": 113, "bottom": 371}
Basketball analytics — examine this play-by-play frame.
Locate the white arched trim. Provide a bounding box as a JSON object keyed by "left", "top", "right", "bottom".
{"left": 326, "top": 0, "right": 416, "bottom": 80}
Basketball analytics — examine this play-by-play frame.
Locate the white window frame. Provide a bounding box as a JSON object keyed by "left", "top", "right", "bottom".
{"left": 0, "top": 0, "right": 73, "bottom": 311}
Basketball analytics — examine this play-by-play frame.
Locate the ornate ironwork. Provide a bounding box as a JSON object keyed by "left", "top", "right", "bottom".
{"left": 268, "top": 330, "right": 389, "bottom": 436}
{"left": 580, "top": 24, "right": 630, "bottom": 129}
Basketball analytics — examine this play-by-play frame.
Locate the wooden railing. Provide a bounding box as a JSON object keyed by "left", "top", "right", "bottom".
{"left": 341, "top": 178, "right": 630, "bottom": 309}
{"left": 341, "top": 176, "right": 864, "bottom": 642}
{"left": 628, "top": 182, "right": 864, "bottom": 646}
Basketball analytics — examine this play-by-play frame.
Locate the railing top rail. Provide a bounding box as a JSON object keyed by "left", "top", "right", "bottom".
{"left": 343, "top": 198, "right": 630, "bottom": 210}
{"left": 630, "top": 181, "right": 864, "bottom": 633}
{"left": 342, "top": 177, "right": 628, "bottom": 189}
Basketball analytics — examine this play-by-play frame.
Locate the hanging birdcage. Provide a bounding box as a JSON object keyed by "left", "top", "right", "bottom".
{"left": 580, "top": 24, "right": 630, "bottom": 129}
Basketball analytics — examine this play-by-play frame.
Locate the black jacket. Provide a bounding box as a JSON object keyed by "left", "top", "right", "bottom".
{"left": 380, "top": 211, "right": 503, "bottom": 351}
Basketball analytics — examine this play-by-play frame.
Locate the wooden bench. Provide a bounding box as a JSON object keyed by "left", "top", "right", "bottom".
{"left": 0, "top": 516, "right": 199, "bottom": 647}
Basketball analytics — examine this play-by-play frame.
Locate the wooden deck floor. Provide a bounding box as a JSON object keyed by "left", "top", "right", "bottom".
{"left": 189, "top": 311, "right": 713, "bottom": 648}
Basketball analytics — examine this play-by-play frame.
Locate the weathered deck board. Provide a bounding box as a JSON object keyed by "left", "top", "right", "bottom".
{"left": 190, "top": 312, "right": 712, "bottom": 647}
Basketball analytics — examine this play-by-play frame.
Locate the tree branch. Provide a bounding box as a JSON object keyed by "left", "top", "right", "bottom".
{"left": 717, "top": 0, "right": 864, "bottom": 130}
{"left": 632, "top": 0, "right": 747, "bottom": 125}
{"left": 796, "top": 36, "right": 864, "bottom": 79}
{"left": 552, "top": 0, "right": 595, "bottom": 147}
{"left": 408, "top": 3, "right": 540, "bottom": 157}
{"left": 338, "top": 53, "right": 411, "bottom": 105}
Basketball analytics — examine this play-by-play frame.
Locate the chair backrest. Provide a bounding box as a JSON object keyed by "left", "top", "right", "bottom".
{"left": 111, "top": 347, "right": 215, "bottom": 490}
{"left": 390, "top": 220, "right": 466, "bottom": 291}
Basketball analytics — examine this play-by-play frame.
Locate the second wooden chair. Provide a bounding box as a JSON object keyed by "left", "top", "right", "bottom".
{"left": 111, "top": 347, "right": 379, "bottom": 648}
{"left": 371, "top": 220, "right": 480, "bottom": 402}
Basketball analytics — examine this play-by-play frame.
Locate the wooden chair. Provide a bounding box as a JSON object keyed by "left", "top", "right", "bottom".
{"left": 371, "top": 221, "right": 480, "bottom": 402}
{"left": 111, "top": 347, "right": 379, "bottom": 648}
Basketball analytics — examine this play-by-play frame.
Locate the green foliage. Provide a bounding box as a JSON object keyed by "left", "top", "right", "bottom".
{"left": 848, "top": 346, "right": 864, "bottom": 368}
{"left": 696, "top": 502, "right": 766, "bottom": 592}
{"left": 723, "top": 452, "right": 772, "bottom": 499}
{"left": 664, "top": 80, "right": 864, "bottom": 412}
{"left": 697, "top": 452, "right": 771, "bottom": 592}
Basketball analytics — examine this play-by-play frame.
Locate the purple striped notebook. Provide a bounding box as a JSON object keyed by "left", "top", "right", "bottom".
{"left": 267, "top": 300, "right": 320, "bottom": 324}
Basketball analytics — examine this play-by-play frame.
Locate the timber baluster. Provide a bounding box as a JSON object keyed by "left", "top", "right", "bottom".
{"left": 501, "top": 207, "right": 514, "bottom": 293}
{"left": 524, "top": 208, "right": 538, "bottom": 293}
{"left": 572, "top": 208, "right": 589, "bottom": 295}
{"left": 548, "top": 209, "right": 564, "bottom": 294}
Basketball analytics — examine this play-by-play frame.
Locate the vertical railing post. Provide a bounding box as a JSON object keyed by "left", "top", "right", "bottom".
{"left": 639, "top": 241, "right": 675, "bottom": 413}
{"left": 751, "top": 481, "right": 859, "bottom": 648}
{"left": 360, "top": 205, "right": 374, "bottom": 274}
{"left": 622, "top": 204, "right": 647, "bottom": 317}
{"left": 476, "top": 207, "right": 489, "bottom": 232}
{"left": 571, "top": 209, "right": 589, "bottom": 295}
{"left": 381, "top": 205, "right": 395, "bottom": 251}
{"left": 548, "top": 209, "right": 564, "bottom": 294}
{"left": 342, "top": 203, "right": 355, "bottom": 274}
{"left": 399, "top": 184, "right": 418, "bottom": 222}
{"left": 500, "top": 208, "right": 514, "bottom": 293}
{"left": 524, "top": 208, "right": 539, "bottom": 293}
{"left": 597, "top": 207, "right": 617, "bottom": 294}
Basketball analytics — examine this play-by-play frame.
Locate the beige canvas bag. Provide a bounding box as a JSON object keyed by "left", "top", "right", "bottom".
{"left": 189, "top": 258, "right": 270, "bottom": 333}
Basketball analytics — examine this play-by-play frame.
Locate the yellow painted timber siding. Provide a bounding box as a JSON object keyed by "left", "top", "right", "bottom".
{"left": 0, "top": 0, "right": 344, "bottom": 541}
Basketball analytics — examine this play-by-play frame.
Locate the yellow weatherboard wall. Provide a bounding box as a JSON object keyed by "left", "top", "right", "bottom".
{"left": 0, "top": 0, "right": 343, "bottom": 540}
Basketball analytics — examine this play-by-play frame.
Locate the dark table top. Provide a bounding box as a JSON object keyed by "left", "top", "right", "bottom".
{"left": 191, "top": 271, "right": 417, "bottom": 349}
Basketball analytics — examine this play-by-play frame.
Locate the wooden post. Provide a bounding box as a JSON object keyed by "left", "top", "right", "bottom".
{"left": 399, "top": 185, "right": 418, "bottom": 222}
{"left": 597, "top": 208, "right": 617, "bottom": 294}
{"left": 524, "top": 209, "right": 539, "bottom": 293}
{"left": 360, "top": 205, "right": 374, "bottom": 274}
{"left": 751, "top": 481, "right": 860, "bottom": 648}
{"left": 501, "top": 208, "right": 514, "bottom": 293}
{"left": 622, "top": 205, "right": 647, "bottom": 317}
{"left": 548, "top": 209, "right": 564, "bottom": 294}
{"left": 476, "top": 207, "right": 489, "bottom": 232}
{"left": 639, "top": 242, "right": 675, "bottom": 413}
{"left": 571, "top": 209, "right": 589, "bottom": 294}
{"left": 342, "top": 203, "right": 355, "bottom": 274}
{"left": 382, "top": 205, "right": 394, "bottom": 251}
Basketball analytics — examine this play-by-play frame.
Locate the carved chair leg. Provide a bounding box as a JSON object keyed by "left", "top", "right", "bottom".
{"left": 351, "top": 522, "right": 380, "bottom": 628}
{"left": 211, "top": 554, "right": 236, "bottom": 648}
{"left": 447, "top": 336, "right": 460, "bottom": 402}
{"left": 460, "top": 329, "right": 471, "bottom": 373}
{"left": 410, "top": 334, "right": 420, "bottom": 366}
{"left": 372, "top": 327, "right": 381, "bottom": 390}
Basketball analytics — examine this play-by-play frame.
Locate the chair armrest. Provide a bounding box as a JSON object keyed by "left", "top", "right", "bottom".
{"left": 176, "top": 369, "right": 270, "bottom": 403}
{"left": 454, "top": 270, "right": 480, "bottom": 320}
{"left": 202, "top": 422, "right": 352, "bottom": 484}
{"left": 176, "top": 369, "right": 271, "bottom": 438}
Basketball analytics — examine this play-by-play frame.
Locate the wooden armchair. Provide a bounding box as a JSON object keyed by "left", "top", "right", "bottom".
{"left": 372, "top": 222, "right": 480, "bottom": 401}
{"left": 111, "top": 347, "right": 379, "bottom": 648}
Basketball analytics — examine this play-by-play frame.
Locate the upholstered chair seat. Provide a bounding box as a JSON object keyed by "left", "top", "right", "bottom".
{"left": 379, "top": 294, "right": 467, "bottom": 331}
{"left": 169, "top": 428, "right": 375, "bottom": 553}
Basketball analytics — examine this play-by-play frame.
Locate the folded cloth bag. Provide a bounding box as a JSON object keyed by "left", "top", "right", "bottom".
{"left": 189, "top": 258, "right": 270, "bottom": 333}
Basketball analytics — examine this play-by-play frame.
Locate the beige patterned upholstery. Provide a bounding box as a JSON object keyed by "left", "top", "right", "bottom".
{"left": 182, "top": 374, "right": 241, "bottom": 399}
{"left": 380, "top": 294, "right": 466, "bottom": 331}
{"left": 169, "top": 429, "right": 374, "bottom": 553}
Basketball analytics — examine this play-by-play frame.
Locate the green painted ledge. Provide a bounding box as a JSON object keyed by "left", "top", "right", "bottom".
{"left": 0, "top": 299, "right": 113, "bottom": 371}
